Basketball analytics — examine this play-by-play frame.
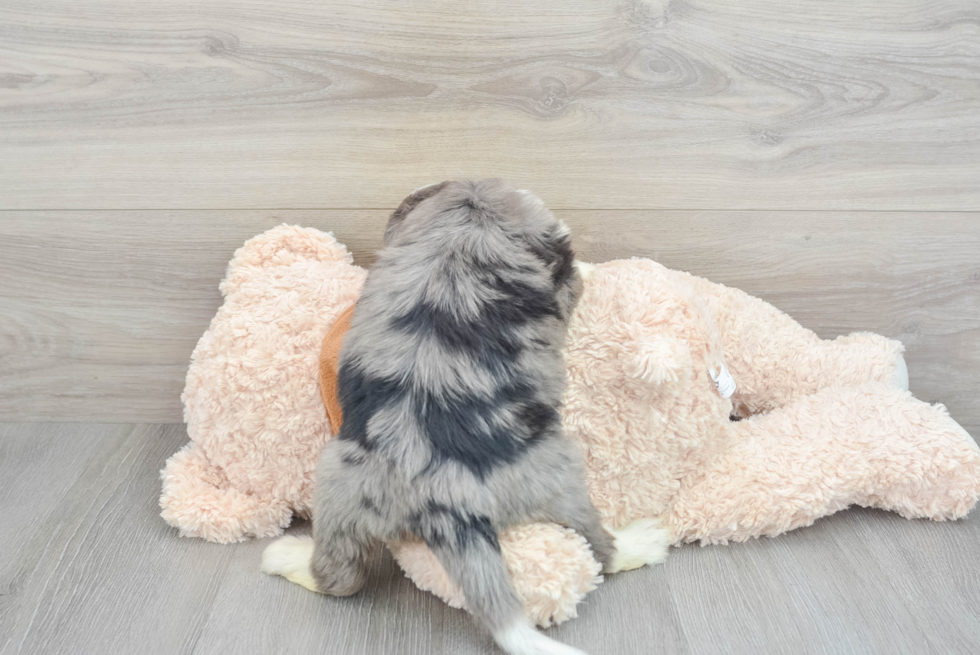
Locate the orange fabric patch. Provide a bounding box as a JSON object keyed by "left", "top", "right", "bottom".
{"left": 319, "top": 304, "right": 356, "bottom": 434}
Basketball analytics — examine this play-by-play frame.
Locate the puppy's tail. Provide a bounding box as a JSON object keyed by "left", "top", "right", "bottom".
{"left": 431, "top": 528, "right": 588, "bottom": 655}
{"left": 261, "top": 535, "right": 320, "bottom": 593}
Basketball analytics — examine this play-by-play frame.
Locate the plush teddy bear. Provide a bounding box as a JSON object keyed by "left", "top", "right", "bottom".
{"left": 161, "top": 226, "right": 980, "bottom": 628}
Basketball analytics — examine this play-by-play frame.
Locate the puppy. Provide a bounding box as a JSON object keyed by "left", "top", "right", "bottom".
{"left": 263, "top": 180, "right": 667, "bottom": 655}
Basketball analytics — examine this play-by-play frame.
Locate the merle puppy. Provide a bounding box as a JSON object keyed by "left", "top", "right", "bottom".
{"left": 263, "top": 180, "right": 666, "bottom": 655}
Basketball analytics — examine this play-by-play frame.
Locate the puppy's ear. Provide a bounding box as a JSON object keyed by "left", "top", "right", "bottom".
{"left": 384, "top": 182, "right": 450, "bottom": 244}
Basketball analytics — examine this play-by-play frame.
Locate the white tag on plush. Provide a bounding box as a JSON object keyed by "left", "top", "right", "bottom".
{"left": 710, "top": 364, "right": 736, "bottom": 398}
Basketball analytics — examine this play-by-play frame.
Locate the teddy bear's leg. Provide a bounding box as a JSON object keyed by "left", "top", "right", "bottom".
{"left": 389, "top": 522, "right": 604, "bottom": 629}
{"left": 531, "top": 479, "right": 669, "bottom": 574}
{"left": 684, "top": 274, "right": 908, "bottom": 416}
{"left": 231, "top": 224, "right": 353, "bottom": 269}
{"left": 220, "top": 224, "right": 358, "bottom": 295}
{"left": 666, "top": 383, "right": 980, "bottom": 546}
{"left": 159, "top": 442, "right": 292, "bottom": 543}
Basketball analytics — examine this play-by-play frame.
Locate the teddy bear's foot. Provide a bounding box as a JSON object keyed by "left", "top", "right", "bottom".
{"left": 829, "top": 332, "right": 909, "bottom": 391}
{"left": 889, "top": 352, "right": 909, "bottom": 391}
{"left": 160, "top": 442, "right": 293, "bottom": 543}
{"left": 607, "top": 518, "right": 671, "bottom": 573}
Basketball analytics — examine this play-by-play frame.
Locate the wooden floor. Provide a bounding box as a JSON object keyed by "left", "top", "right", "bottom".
{"left": 1, "top": 422, "right": 978, "bottom": 655}
{"left": 2, "top": 0, "right": 980, "bottom": 653}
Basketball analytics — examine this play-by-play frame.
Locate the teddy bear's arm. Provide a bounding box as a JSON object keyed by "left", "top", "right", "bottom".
{"left": 665, "top": 383, "right": 980, "bottom": 545}
{"left": 684, "top": 274, "right": 907, "bottom": 416}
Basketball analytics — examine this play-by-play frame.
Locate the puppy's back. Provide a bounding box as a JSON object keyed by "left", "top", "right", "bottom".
{"left": 336, "top": 180, "right": 578, "bottom": 479}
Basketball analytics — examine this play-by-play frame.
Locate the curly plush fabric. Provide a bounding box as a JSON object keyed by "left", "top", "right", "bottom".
{"left": 388, "top": 523, "right": 602, "bottom": 628}
{"left": 160, "top": 225, "right": 366, "bottom": 543}
{"left": 161, "top": 227, "right": 980, "bottom": 627}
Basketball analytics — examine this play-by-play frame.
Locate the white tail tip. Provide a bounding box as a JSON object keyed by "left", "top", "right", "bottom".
{"left": 609, "top": 518, "right": 670, "bottom": 573}
{"left": 494, "top": 619, "right": 588, "bottom": 655}
{"left": 261, "top": 535, "right": 319, "bottom": 592}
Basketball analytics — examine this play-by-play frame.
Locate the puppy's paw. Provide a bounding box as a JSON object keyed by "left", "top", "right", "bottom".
{"left": 608, "top": 518, "right": 670, "bottom": 573}
{"left": 573, "top": 261, "right": 598, "bottom": 283}
{"left": 261, "top": 535, "right": 319, "bottom": 592}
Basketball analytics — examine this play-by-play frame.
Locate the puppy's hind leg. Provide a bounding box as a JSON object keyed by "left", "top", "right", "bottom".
{"left": 261, "top": 522, "right": 374, "bottom": 596}
{"left": 425, "top": 515, "right": 587, "bottom": 655}
{"left": 262, "top": 502, "right": 375, "bottom": 596}
{"left": 262, "top": 445, "right": 376, "bottom": 596}
{"left": 261, "top": 533, "right": 319, "bottom": 592}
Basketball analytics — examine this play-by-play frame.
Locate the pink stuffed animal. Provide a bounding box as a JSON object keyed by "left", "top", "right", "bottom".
{"left": 160, "top": 227, "right": 980, "bottom": 628}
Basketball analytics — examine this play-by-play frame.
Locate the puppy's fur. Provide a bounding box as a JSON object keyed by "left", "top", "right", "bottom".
{"left": 264, "top": 180, "right": 658, "bottom": 655}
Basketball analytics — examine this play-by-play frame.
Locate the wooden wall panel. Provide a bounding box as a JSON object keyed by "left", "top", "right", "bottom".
{"left": 1, "top": 0, "right": 978, "bottom": 210}
{"left": 1, "top": 211, "right": 976, "bottom": 434}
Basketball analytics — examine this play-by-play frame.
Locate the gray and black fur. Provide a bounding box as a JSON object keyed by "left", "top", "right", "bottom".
{"left": 310, "top": 180, "right": 615, "bottom": 650}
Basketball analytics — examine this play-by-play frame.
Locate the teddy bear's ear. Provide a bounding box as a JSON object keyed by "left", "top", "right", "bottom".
{"left": 220, "top": 225, "right": 355, "bottom": 296}
{"left": 231, "top": 224, "right": 352, "bottom": 271}
{"left": 623, "top": 335, "right": 692, "bottom": 385}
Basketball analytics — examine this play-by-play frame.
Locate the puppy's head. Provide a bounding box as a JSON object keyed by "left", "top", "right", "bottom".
{"left": 383, "top": 179, "right": 556, "bottom": 247}
{"left": 383, "top": 182, "right": 451, "bottom": 246}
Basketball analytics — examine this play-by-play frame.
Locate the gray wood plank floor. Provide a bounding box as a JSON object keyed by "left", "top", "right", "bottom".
{"left": 2, "top": 422, "right": 978, "bottom": 655}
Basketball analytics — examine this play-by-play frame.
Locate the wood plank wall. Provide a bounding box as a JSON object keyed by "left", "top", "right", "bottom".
{"left": 1, "top": 0, "right": 978, "bottom": 431}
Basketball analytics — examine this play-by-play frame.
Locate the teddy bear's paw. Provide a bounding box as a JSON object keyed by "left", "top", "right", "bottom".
{"left": 495, "top": 619, "right": 589, "bottom": 655}
{"left": 608, "top": 518, "right": 671, "bottom": 573}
